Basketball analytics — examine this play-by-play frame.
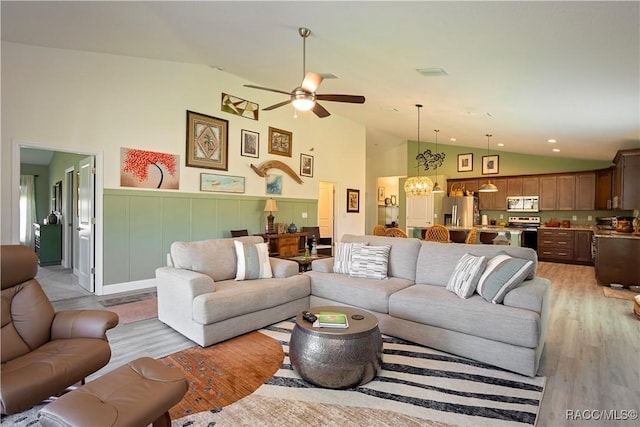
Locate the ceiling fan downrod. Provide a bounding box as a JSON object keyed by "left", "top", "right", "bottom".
{"left": 299, "top": 27, "right": 311, "bottom": 80}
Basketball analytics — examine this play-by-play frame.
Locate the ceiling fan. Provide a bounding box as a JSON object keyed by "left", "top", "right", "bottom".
{"left": 244, "top": 27, "right": 365, "bottom": 118}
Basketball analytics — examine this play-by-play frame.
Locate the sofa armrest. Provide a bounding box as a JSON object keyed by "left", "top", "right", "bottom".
{"left": 310, "top": 257, "right": 334, "bottom": 273}
{"left": 156, "top": 266, "right": 214, "bottom": 298}
{"left": 50, "top": 310, "right": 119, "bottom": 341}
{"left": 269, "top": 257, "right": 299, "bottom": 278}
{"left": 503, "top": 277, "right": 551, "bottom": 314}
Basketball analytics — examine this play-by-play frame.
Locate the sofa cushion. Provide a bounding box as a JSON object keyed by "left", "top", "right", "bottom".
{"left": 476, "top": 252, "right": 534, "bottom": 304}
{"left": 416, "top": 242, "right": 538, "bottom": 287}
{"left": 349, "top": 245, "right": 391, "bottom": 280}
{"left": 446, "top": 253, "right": 487, "bottom": 298}
{"left": 341, "top": 235, "right": 422, "bottom": 281}
{"left": 389, "top": 284, "right": 541, "bottom": 348}
{"left": 333, "top": 242, "right": 366, "bottom": 274}
{"left": 170, "top": 236, "right": 263, "bottom": 282}
{"left": 234, "top": 241, "right": 272, "bottom": 280}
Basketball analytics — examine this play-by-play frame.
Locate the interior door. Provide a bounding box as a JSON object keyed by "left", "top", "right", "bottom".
{"left": 318, "top": 182, "right": 335, "bottom": 247}
{"left": 77, "top": 156, "right": 95, "bottom": 292}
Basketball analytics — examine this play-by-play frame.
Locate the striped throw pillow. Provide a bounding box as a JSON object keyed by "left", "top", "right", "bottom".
{"left": 333, "top": 242, "right": 367, "bottom": 274}
{"left": 446, "top": 253, "right": 487, "bottom": 298}
{"left": 476, "top": 252, "right": 534, "bottom": 304}
{"left": 234, "top": 241, "right": 273, "bottom": 280}
{"left": 349, "top": 245, "right": 391, "bottom": 280}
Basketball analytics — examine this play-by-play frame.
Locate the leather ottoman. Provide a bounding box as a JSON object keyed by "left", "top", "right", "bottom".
{"left": 38, "top": 357, "right": 188, "bottom": 427}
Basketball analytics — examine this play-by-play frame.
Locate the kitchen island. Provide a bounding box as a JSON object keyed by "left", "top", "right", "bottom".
{"left": 593, "top": 229, "right": 640, "bottom": 287}
{"left": 444, "top": 225, "right": 523, "bottom": 246}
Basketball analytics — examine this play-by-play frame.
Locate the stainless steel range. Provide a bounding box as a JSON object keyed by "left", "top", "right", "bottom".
{"left": 508, "top": 216, "right": 541, "bottom": 250}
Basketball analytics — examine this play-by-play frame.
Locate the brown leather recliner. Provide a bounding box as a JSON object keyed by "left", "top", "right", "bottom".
{"left": 0, "top": 245, "right": 119, "bottom": 415}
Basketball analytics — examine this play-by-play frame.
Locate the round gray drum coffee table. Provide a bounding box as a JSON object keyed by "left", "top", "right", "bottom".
{"left": 289, "top": 306, "right": 383, "bottom": 389}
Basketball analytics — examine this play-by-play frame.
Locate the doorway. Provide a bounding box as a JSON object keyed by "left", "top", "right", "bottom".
{"left": 318, "top": 182, "right": 335, "bottom": 252}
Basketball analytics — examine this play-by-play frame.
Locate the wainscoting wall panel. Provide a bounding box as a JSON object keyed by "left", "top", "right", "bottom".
{"left": 103, "top": 189, "right": 318, "bottom": 287}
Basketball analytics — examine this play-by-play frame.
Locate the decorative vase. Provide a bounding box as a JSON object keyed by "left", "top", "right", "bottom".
{"left": 288, "top": 222, "right": 297, "bottom": 233}
{"left": 47, "top": 211, "right": 58, "bottom": 225}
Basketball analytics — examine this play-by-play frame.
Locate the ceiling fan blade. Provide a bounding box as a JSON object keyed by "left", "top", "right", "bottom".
{"left": 263, "top": 99, "right": 292, "bottom": 111}
{"left": 312, "top": 102, "right": 331, "bottom": 118}
{"left": 301, "top": 72, "right": 323, "bottom": 93}
{"left": 316, "top": 94, "right": 366, "bottom": 104}
{"left": 244, "top": 84, "right": 292, "bottom": 96}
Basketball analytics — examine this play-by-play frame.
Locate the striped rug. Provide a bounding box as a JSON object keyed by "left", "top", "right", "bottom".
{"left": 175, "top": 319, "right": 545, "bottom": 426}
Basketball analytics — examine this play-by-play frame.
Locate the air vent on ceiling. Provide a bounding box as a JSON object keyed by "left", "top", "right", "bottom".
{"left": 416, "top": 67, "right": 448, "bottom": 77}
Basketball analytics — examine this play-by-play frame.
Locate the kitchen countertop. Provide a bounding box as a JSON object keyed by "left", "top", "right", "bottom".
{"left": 538, "top": 225, "right": 594, "bottom": 231}
{"left": 446, "top": 225, "right": 522, "bottom": 233}
{"left": 593, "top": 229, "right": 640, "bottom": 240}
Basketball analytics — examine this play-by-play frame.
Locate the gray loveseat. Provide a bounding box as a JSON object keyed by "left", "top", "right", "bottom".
{"left": 306, "top": 234, "right": 550, "bottom": 377}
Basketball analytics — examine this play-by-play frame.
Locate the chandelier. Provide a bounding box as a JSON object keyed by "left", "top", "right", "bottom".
{"left": 404, "top": 104, "right": 434, "bottom": 197}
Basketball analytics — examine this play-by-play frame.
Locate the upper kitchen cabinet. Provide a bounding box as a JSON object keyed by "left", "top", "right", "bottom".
{"left": 613, "top": 149, "right": 640, "bottom": 210}
{"left": 507, "top": 177, "right": 539, "bottom": 197}
{"left": 478, "top": 178, "right": 507, "bottom": 210}
{"left": 595, "top": 168, "right": 614, "bottom": 210}
{"left": 539, "top": 176, "right": 557, "bottom": 210}
{"left": 575, "top": 172, "right": 596, "bottom": 211}
{"left": 556, "top": 175, "right": 576, "bottom": 210}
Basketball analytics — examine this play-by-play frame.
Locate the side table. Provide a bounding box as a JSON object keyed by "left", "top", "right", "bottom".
{"left": 286, "top": 254, "right": 329, "bottom": 272}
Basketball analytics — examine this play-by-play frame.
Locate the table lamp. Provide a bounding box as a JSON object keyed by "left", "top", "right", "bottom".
{"left": 264, "top": 198, "right": 278, "bottom": 234}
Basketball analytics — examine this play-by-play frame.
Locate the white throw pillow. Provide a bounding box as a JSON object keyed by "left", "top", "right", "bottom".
{"left": 234, "top": 241, "right": 273, "bottom": 280}
{"left": 349, "top": 245, "right": 391, "bottom": 280}
{"left": 446, "top": 253, "right": 487, "bottom": 298}
{"left": 333, "top": 242, "right": 367, "bottom": 274}
{"left": 476, "top": 252, "right": 534, "bottom": 304}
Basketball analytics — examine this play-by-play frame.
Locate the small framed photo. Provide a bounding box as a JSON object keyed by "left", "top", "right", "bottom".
{"left": 240, "top": 129, "right": 259, "bottom": 158}
{"left": 268, "top": 127, "right": 292, "bottom": 157}
{"left": 346, "top": 188, "right": 360, "bottom": 213}
{"left": 300, "top": 153, "right": 314, "bottom": 177}
{"left": 266, "top": 174, "right": 283, "bottom": 195}
{"left": 377, "top": 186, "right": 385, "bottom": 202}
{"left": 457, "top": 153, "right": 473, "bottom": 172}
{"left": 186, "top": 110, "right": 228, "bottom": 170}
{"left": 482, "top": 155, "right": 499, "bottom": 175}
{"left": 200, "top": 173, "right": 245, "bottom": 193}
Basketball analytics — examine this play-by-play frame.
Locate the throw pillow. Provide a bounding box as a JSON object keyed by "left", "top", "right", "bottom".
{"left": 446, "top": 253, "right": 487, "bottom": 299}
{"left": 476, "top": 251, "right": 534, "bottom": 304}
{"left": 349, "top": 245, "right": 391, "bottom": 280}
{"left": 234, "top": 241, "right": 273, "bottom": 280}
{"left": 333, "top": 242, "right": 367, "bottom": 274}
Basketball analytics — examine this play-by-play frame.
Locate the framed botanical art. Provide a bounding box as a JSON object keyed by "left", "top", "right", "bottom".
{"left": 300, "top": 153, "right": 313, "bottom": 177}
{"left": 268, "top": 127, "right": 292, "bottom": 157}
{"left": 186, "top": 110, "right": 228, "bottom": 170}
{"left": 240, "top": 129, "right": 259, "bottom": 158}
{"left": 482, "top": 155, "right": 499, "bottom": 175}
{"left": 457, "top": 153, "right": 473, "bottom": 172}
{"left": 200, "top": 173, "right": 245, "bottom": 193}
{"left": 346, "top": 188, "right": 360, "bottom": 213}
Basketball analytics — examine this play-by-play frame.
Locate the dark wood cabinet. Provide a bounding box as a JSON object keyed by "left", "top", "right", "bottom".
{"left": 574, "top": 173, "right": 595, "bottom": 210}
{"left": 478, "top": 178, "right": 507, "bottom": 210}
{"left": 595, "top": 235, "right": 640, "bottom": 286}
{"left": 507, "top": 176, "right": 539, "bottom": 197}
{"left": 539, "top": 176, "right": 557, "bottom": 210}
{"left": 595, "top": 168, "right": 614, "bottom": 210}
{"left": 538, "top": 228, "right": 593, "bottom": 265}
{"left": 556, "top": 175, "right": 575, "bottom": 210}
{"left": 574, "top": 230, "right": 593, "bottom": 263}
{"left": 613, "top": 149, "right": 640, "bottom": 210}
{"left": 258, "top": 232, "right": 308, "bottom": 257}
{"left": 33, "top": 223, "right": 62, "bottom": 266}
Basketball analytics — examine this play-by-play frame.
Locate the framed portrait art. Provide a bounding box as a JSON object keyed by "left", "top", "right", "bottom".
{"left": 346, "top": 188, "right": 360, "bottom": 213}
{"left": 186, "top": 110, "right": 228, "bottom": 170}
{"left": 241, "top": 129, "right": 259, "bottom": 158}
{"left": 457, "top": 153, "right": 473, "bottom": 172}
{"left": 300, "top": 153, "right": 313, "bottom": 177}
{"left": 268, "top": 127, "right": 292, "bottom": 157}
{"left": 482, "top": 155, "right": 499, "bottom": 175}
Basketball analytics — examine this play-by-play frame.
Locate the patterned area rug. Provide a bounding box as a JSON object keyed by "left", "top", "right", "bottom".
{"left": 99, "top": 291, "right": 158, "bottom": 324}
{"left": 173, "top": 319, "right": 546, "bottom": 427}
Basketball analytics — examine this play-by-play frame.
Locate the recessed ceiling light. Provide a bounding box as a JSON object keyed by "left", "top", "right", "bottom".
{"left": 552, "top": 148, "right": 560, "bottom": 152}
{"left": 450, "top": 138, "right": 457, "bottom": 142}
{"left": 497, "top": 143, "right": 504, "bottom": 147}
{"left": 548, "top": 139, "right": 557, "bottom": 143}
{"left": 416, "top": 67, "right": 448, "bottom": 77}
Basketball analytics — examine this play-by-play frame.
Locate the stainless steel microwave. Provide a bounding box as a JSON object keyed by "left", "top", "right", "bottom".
{"left": 507, "top": 196, "right": 539, "bottom": 212}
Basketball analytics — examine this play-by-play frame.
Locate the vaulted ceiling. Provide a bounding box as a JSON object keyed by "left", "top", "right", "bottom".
{"left": 2, "top": 1, "right": 638, "bottom": 161}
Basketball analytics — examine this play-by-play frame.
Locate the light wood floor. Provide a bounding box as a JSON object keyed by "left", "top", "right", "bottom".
{"left": 48, "top": 262, "right": 640, "bottom": 426}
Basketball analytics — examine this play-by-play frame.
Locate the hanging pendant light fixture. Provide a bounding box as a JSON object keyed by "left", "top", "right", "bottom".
{"left": 478, "top": 133, "right": 498, "bottom": 192}
{"left": 432, "top": 129, "right": 444, "bottom": 193}
{"left": 404, "top": 104, "right": 434, "bottom": 197}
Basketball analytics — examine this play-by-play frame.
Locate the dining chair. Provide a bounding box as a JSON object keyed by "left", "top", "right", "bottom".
{"left": 423, "top": 225, "right": 450, "bottom": 242}
{"left": 373, "top": 224, "right": 387, "bottom": 236}
{"left": 464, "top": 227, "right": 478, "bottom": 244}
{"left": 384, "top": 227, "right": 408, "bottom": 238}
{"left": 479, "top": 231, "right": 498, "bottom": 244}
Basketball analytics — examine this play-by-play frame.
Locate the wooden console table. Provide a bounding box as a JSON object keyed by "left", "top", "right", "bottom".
{"left": 256, "top": 232, "right": 309, "bottom": 257}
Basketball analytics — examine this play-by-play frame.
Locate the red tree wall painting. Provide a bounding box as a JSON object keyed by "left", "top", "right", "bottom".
{"left": 120, "top": 148, "right": 180, "bottom": 189}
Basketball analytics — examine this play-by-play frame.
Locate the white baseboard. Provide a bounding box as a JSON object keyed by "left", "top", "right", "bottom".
{"left": 100, "top": 278, "right": 156, "bottom": 295}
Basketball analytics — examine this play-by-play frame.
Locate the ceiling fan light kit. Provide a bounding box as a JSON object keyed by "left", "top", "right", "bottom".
{"left": 244, "top": 27, "right": 365, "bottom": 118}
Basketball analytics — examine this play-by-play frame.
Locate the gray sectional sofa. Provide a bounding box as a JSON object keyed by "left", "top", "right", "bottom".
{"left": 155, "top": 234, "right": 550, "bottom": 377}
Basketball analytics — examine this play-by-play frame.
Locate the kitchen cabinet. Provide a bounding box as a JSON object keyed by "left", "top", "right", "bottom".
{"left": 33, "top": 223, "right": 62, "bottom": 266}
{"left": 594, "top": 235, "right": 640, "bottom": 286}
{"left": 507, "top": 176, "right": 539, "bottom": 197}
{"left": 538, "top": 228, "right": 593, "bottom": 265}
{"left": 574, "top": 230, "right": 594, "bottom": 264}
{"left": 575, "top": 173, "right": 595, "bottom": 210}
{"left": 478, "top": 178, "right": 507, "bottom": 210}
{"left": 556, "top": 175, "right": 575, "bottom": 210}
{"left": 539, "top": 176, "right": 557, "bottom": 210}
{"left": 613, "top": 148, "right": 640, "bottom": 209}
{"left": 448, "top": 179, "right": 478, "bottom": 195}
{"left": 595, "top": 168, "right": 614, "bottom": 210}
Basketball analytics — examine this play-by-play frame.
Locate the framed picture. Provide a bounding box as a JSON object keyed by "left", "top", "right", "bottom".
{"left": 268, "top": 127, "right": 292, "bottom": 157}
{"left": 200, "top": 173, "right": 245, "bottom": 193}
{"left": 221, "top": 93, "right": 259, "bottom": 120}
{"left": 186, "top": 110, "right": 228, "bottom": 170}
{"left": 266, "top": 174, "right": 283, "bottom": 195}
{"left": 346, "top": 188, "right": 360, "bottom": 213}
{"left": 121, "top": 147, "right": 180, "bottom": 189}
{"left": 482, "top": 155, "right": 499, "bottom": 175}
{"left": 377, "top": 186, "right": 385, "bottom": 202}
{"left": 240, "top": 129, "right": 259, "bottom": 158}
{"left": 300, "top": 153, "right": 314, "bottom": 177}
{"left": 457, "top": 153, "right": 473, "bottom": 172}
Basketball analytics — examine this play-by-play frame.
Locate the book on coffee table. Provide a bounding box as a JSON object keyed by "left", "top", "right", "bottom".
{"left": 315, "top": 311, "right": 349, "bottom": 329}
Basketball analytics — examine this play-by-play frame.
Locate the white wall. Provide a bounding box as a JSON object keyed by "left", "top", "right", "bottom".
{"left": 1, "top": 42, "right": 367, "bottom": 243}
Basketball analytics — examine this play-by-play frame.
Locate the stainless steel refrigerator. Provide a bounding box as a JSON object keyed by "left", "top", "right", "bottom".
{"left": 442, "top": 196, "right": 479, "bottom": 227}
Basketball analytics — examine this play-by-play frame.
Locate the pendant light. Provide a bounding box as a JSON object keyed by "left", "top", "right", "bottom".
{"left": 404, "top": 104, "right": 434, "bottom": 197}
{"left": 432, "top": 129, "right": 444, "bottom": 193}
{"left": 478, "top": 134, "right": 498, "bottom": 193}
